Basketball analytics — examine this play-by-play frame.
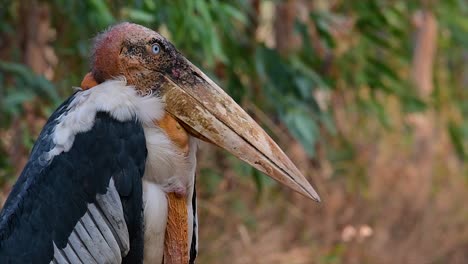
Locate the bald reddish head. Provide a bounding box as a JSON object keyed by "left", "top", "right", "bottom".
{"left": 90, "top": 22, "right": 187, "bottom": 90}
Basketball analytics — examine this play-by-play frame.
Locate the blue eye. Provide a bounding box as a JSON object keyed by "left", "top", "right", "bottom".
{"left": 152, "top": 44, "right": 160, "bottom": 54}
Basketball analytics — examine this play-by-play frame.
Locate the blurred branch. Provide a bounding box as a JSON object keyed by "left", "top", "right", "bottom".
{"left": 405, "top": 9, "right": 437, "bottom": 212}
{"left": 274, "top": 0, "right": 299, "bottom": 54}
{"left": 411, "top": 11, "right": 437, "bottom": 98}
{"left": 20, "top": 0, "right": 57, "bottom": 79}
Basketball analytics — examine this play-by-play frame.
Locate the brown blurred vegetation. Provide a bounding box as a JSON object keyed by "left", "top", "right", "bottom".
{"left": 2, "top": 0, "right": 468, "bottom": 263}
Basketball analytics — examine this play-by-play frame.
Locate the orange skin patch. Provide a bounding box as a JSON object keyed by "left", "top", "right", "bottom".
{"left": 80, "top": 72, "right": 190, "bottom": 263}
{"left": 80, "top": 72, "right": 98, "bottom": 90}
{"left": 163, "top": 193, "right": 189, "bottom": 264}
{"left": 156, "top": 114, "right": 190, "bottom": 156}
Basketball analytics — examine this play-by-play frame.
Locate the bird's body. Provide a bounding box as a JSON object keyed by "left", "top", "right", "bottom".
{"left": 0, "top": 79, "right": 197, "bottom": 263}
{"left": 0, "top": 22, "right": 319, "bottom": 264}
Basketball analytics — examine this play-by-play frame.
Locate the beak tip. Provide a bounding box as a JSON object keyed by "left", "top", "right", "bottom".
{"left": 164, "top": 61, "right": 322, "bottom": 204}
{"left": 295, "top": 176, "right": 321, "bottom": 202}
{"left": 308, "top": 189, "right": 321, "bottom": 203}
{"left": 313, "top": 194, "right": 321, "bottom": 203}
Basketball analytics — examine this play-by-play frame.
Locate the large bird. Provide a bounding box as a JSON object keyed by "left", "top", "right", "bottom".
{"left": 0, "top": 23, "right": 319, "bottom": 264}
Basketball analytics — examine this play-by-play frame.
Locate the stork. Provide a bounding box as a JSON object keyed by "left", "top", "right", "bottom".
{"left": 0, "top": 22, "right": 319, "bottom": 263}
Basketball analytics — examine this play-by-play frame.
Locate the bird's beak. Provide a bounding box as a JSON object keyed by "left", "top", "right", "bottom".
{"left": 160, "top": 60, "right": 320, "bottom": 202}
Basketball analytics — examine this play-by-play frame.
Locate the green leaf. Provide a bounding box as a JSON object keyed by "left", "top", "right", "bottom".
{"left": 402, "top": 96, "right": 426, "bottom": 113}
{"left": 121, "top": 8, "right": 155, "bottom": 24}
{"left": 448, "top": 121, "right": 466, "bottom": 160}
{"left": 87, "top": 0, "right": 114, "bottom": 26}
{"left": 3, "top": 91, "right": 35, "bottom": 115}
{"left": 36, "top": 76, "right": 60, "bottom": 104}
{"left": 281, "top": 107, "right": 319, "bottom": 157}
{"left": 144, "top": 0, "right": 157, "bottom": 11}
{"left": 219, "top": 3, "right": 248, "bottom": 24}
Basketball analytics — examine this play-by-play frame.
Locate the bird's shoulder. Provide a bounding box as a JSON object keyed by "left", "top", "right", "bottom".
{"left": 0, "top": 90, "right": 148, "bottom": 263}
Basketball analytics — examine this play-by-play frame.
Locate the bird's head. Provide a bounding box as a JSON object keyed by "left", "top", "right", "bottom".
{"left": 90, "top": 23, "right": 189, "bottom": 90}
{"left": 85, "top": 22, "right": 320, "bottom": 201}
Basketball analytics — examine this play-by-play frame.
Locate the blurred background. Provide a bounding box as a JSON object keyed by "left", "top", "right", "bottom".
{"left": 1, "top": 0, "right": 468, "bottom": 263}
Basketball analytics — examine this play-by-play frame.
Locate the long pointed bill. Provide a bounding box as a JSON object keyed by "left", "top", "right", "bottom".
{"left": 161, "top": 60, "right": 320, "bottom": 202}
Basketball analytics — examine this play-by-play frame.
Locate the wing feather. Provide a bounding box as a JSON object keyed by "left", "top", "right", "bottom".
{"left": 0, "top": 94, "right": 147, "bottom": 264}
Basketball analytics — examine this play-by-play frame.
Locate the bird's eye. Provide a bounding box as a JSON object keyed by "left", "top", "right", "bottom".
{"left": 152, "top": 44, "right": 161, "bottom": 54}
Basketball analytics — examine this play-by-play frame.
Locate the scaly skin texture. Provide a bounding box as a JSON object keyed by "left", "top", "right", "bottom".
{"left": 163, "top": 193, "right": 189, "bottom": 264}
{"left": 91, "top": 22, "right": 199, "bottom": 95}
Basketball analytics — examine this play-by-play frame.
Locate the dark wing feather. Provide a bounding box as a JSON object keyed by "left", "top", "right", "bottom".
{"left": 0, "top": 96, "right": 147, "bottom": 264}
{"left": 189, "top": 176, "right": 197, "bottom": 264}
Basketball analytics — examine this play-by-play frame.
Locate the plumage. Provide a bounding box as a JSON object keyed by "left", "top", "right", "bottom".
{"left": 0, "top": 108, "right": 146, "bottom": 263}
{"left": 0, "top": 22, "right": 319, "bottom": 264}
{"left": 0, "top": 80, "right": 178, "bottom": 263}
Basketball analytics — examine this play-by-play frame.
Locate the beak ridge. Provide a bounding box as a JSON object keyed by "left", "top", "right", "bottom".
{"left": 162, "top": 61, "right": 320, "bottom": 202}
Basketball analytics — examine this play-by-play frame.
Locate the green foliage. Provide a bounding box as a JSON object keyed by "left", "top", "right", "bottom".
{"left": 0, "top": 0, "right": 420, "bottom": 152}
{"left": 2, "top": 0, "right": 468, "bottom": 187}
{"left": 339, "top": 1, "right": 423, "bottom": 112}
{"left": 435, "top": 0, "right": 468, "bottom": 161}
{"left": 255, "top": 45, "right": 325, "bottom": 156}
{"left": 448, "top": 121, "right": 466, "bottom": 160}
{"left": 0, "top": 61, "right": 60, "bottom": 121}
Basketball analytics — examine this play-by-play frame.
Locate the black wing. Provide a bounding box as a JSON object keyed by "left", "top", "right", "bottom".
{"left": 0, "top": 96, "right": 147, "bottom": 264}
